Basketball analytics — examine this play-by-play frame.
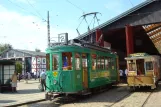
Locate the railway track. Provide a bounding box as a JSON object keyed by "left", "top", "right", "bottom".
{"left": 109, "top": 91, "right": 132, "bottom": 107}
{"left": 21, "top": 85, "right": 159, "bottom": 107}
{"left": 110, "top": 87, "right": 155, "bottom": 107}
{"left": 141, "top": 91, "right": 153, "bottom": 107}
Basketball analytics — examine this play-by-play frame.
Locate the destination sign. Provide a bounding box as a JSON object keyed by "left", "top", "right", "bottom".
{"left": 129, "top": 53, "right": 148, "bottom": 57}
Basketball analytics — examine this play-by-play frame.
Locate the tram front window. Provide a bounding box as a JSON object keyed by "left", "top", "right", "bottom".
{"left": 52, "top": 54, "right": 59, "bottom": 70}
{"left": 146, "top": 61, "right": 153, "bottom": 70}
{"left": 62, "top": 52, "right": 72, "bottom": 70}
{"left": 128, "top": 60, "right": 136, "bottom": 71}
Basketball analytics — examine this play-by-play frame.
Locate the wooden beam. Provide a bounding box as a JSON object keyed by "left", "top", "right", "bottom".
{"left": 152, "top": 37, "right": 161, "bottom": 43}
{"left": 148, "top": 27, "right": 161, "bottom": 37}
{"left": 153, "top": 38, "right": 161, "bottom": 44}
{"left": 143, "top": 23, "right": 161, "bottom": 33}
{"left": 151, "top": 33, "right": 161, "bottom": 41}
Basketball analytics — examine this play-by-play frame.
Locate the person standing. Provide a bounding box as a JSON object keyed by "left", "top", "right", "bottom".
{"left": 25, "top": 72, "right": 28, "bottom": 83}
{"left": 119, "top": 69, "right": 123, "bottom": 82}
{"left": 17, "top": 73, "right": 21, "bottom": 82}
{"left": 40, "top": 71, "right": 46, "bottom": 91}
{"left": 34, "top": 71, "right": 37, "bottom": 80}
{"left": 11, "top": 71, "right": 17, "bottom": 92}
{"left": 124, "top": 69, "right": 128, "bottom": 83}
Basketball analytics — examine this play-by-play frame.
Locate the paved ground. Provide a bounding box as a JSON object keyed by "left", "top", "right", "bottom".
{"left": 22, "top": 82, "right": 161, "bottom": 107}
{"left": 21, "top": 86, "right": 130, "bottom": 107}
{"left": 0, "top": 79, "right": 45, "bottom": 107}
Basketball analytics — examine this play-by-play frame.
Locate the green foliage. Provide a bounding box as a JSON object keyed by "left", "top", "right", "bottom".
{"left": 15, "top": 61, "right": 22, "bottom": 74}
{"left": 0, "top": 43, "right": 13, "bottom": 53}
{"left": 35, "top": 48, "right": 41, "bottom": 52}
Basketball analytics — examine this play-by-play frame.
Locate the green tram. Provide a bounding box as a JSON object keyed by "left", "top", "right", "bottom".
{"left": 45, "top": 39, "right": 119, "bottom": 100}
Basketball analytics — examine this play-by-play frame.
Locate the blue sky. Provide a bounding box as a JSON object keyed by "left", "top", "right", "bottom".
{"left": 0, "top": 0, "right": 146, "bottom": 51}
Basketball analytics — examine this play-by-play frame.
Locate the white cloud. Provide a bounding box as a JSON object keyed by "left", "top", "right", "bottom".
{"left": 0, "top": 5, "right": 77, "bottom": 52}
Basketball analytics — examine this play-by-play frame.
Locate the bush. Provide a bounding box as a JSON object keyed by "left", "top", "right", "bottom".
{"left": 16, "top": 61, "right": 22, "bottom": 74}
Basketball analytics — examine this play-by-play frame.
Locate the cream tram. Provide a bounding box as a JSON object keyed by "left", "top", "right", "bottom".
{"left": 125, "top": 53, "right": 161, "bottom": 89}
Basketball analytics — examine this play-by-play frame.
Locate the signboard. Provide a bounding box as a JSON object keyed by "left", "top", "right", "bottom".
{"left": 129, "top": 53, "right": 148, "bottom": 57}
{"left": 58, "top": 33, "right": 68, "bottom": 44}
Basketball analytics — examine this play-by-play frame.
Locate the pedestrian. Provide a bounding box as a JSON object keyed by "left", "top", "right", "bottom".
{"left": 34, "top": 71, "right": 37, "bottom": 80}
{"left": 40, "top": 70, "right": 46, "bottom": 91}
{"left": 11, "top": 71, "right": 17, "bottom": 92}
{"left": 17, "top": 73, "right": 21, "bottom": 82}
{"left": 124, "top": 69, "right": 128, "bottom": 83}
{"left": 27, "top": 72, "right": 31, "bottom": 80}
{"left": 119, "top": 69, "right": 123, "bottom": 82}
{"left": 25, "top": 72, "right": 28, "bottom": 83}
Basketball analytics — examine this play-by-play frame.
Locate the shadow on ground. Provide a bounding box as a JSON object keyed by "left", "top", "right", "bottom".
{"left": 0, "top": 100, "right": 16, "bottom": 103}
{"left": 1, "top": 89, "right": 42, "bottom": 94}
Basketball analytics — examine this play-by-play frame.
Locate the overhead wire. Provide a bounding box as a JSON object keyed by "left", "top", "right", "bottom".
{"left": 128, "top": 0, "right": 134, "bottom": 7}
{"left": 65, "top": 0, "right": 85, "bottom": 13}
{"left": 25, "top": 0, "right": 45, "bottom": 21}
{"left": 7, "top": 0, "right": 43, "bottom": 20}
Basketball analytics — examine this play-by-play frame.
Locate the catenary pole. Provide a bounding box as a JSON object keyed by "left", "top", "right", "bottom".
{"left": 47, "top": 11, "right": 50, "bottom": 47}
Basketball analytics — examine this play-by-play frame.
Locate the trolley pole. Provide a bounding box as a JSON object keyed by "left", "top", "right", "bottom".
{"left": 47, "top": 11, "right": 50, "bottom": 47}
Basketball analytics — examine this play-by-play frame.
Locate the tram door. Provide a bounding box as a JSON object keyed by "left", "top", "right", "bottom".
{"left": 82, "top": 53, "right": 88, "bottom": 89}
{"left": 136, "top": 59, "right": 145, "bottom": 75}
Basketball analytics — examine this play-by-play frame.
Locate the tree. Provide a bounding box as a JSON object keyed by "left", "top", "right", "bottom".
{"left": 15, "top": 61, "right": 22, "bottom": 74}
{"left": 35, "top": 48, "right": 41, "bottom": 52}
{"left": 0, "top": 43, "right": 13, "bottom": 53}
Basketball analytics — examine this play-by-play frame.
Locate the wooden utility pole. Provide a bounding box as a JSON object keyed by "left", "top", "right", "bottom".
{"left": 47, "top": 11, "right": 50, "bottom": 47}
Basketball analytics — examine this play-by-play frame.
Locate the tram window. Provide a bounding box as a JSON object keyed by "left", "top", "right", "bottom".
{"left": 91, "top": 54, "right": 96, "bottom": 70}
{"left": 82, "top": 54, "right": 87, "bottom": 68}
{"left": 46, "top": 54, "right": 50, "bottom": 71}
{"left": 129, "top": 62, "right": 136, "bottom": 71}
{"left": 105, "top": 57, "right": 109, "bottom": 70}
{"left": 110, "top": 58, "right": 115, "bottom": 69}
{"left": 97, "top": 56, "right": 101, "bottom": 70}
{"left": 146, "top": 61, "right": 153, "bottom": 70}
{"left": 75, "top": 53, "right": 81, "bottom": 70}
{"left": 52, "top": 54, "right": 59, "bottom": 70}
{"left": 62, "top": 52, "right": 72, "bottom": 70}
{"left": 100, "top": 57, "right": 105, "bottom": 70}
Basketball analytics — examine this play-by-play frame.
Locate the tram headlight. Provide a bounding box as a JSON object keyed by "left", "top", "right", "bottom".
{"left": 53, "top": 80, "right": 57, "bottom": 84}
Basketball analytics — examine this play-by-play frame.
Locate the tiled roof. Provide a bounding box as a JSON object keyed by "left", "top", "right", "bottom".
{"left": 15, "top": 49, "right": 46, "bottom": 56}
{"left": 0, "top": 48, "right": 46, "bottom": 57}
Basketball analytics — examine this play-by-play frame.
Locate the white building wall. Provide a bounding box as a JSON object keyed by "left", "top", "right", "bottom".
{"left": 31, "top": 56, "right": 46, "bottom": 74}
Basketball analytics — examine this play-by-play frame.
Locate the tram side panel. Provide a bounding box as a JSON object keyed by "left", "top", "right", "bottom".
{"left": 88, "top": 53, "right": 119, "bottom": 89}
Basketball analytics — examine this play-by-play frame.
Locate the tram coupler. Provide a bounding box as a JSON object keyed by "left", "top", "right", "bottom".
{"left": 45, "top": 92, "right": 60, "bottom": 101}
